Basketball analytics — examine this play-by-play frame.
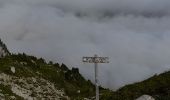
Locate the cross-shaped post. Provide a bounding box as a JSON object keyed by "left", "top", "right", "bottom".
{"left": 82, "top": 54, "right": 109, "bottom": 100}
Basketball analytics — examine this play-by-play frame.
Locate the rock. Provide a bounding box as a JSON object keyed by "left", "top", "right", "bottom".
{"left": 0, "top": 39, "right": 10, "bottom": 58}
{"left": 10, "top": 67, "right": 15, "bottom": 73}
{"left": 20, "top": 62, "right": 27, "bottom": 65}
{"left": 0, "top": 93, "right": 4, "bottom": 97}
{"left": 136, "top": 95, "right": 155, "bottom": 100}
{"left": 10, "top": 96, "right": 16, "bottom": 99}
{"left": 77, "top": 90, "right": 80, "bottom": 93}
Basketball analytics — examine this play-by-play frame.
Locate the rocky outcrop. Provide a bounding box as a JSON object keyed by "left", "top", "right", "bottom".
{"left": 0, "top": 39, "right": 9, "bottom": 57}
{"left": 0, "top": 73, "right": 69, "bottom": 100}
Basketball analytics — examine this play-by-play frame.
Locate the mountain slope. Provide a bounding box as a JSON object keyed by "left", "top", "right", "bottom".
{"left": 1, "top": 39, "right": 170, "bottom": 100}
{"left": 101, "top": 70, "right": 170, "bottom": 100}
{"left": 0, "top": 38, "right": 114, "bottom": 99}
{"left": 0, "top": 54, "right": 97, "bottom": 99}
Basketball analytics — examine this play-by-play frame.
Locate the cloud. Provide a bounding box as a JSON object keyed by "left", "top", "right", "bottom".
{"left": 1, "top": 0, "right": 170, "bottom": 90}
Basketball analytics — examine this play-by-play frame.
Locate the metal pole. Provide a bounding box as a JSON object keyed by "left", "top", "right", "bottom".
{"left": 94, "top": 54, "right": 99, "bottom": 100}
{"left": 82, "top": 55, "right": 109, "bottom": 100}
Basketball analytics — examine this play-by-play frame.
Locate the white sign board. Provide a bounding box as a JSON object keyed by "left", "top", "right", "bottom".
{"left": 83, "top": 57, "right": 109, "bottom": 63}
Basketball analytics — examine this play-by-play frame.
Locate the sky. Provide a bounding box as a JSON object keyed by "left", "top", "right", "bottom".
{"left": 1, "top": 0, "right": 170, "bottom": 90}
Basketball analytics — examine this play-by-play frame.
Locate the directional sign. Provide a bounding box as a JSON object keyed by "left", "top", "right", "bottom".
{"left": 82, "top": 57, "right": 109, "bottom": 63}
{"left": 82, "top": 54, "right": 109, "bottom": 100}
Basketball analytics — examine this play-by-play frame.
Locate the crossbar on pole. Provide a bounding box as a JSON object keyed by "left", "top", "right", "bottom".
{"left": 82, "top": 54, "right": 109, "bottom": 100}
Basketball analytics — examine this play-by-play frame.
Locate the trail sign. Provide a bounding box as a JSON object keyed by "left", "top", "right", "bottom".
{"left": 82, "top": 54, "right": 109, "bottom": 100}
{"left": 83, "top": 56, "right": 109, "bottom": 63}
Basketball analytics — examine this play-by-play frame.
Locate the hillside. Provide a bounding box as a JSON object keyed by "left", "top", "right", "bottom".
{"left": 0, "top": 54, "right": 92, "bottom": 99}
{"left": 1, "top": 39, "right": 170, "bottom": 100}
{"left": 0, "top": 39, "right": 114, "bottom": 99}
{"left": 0, "top": 53, "right": 115, "bottom": 100}
{"left": 101, "top": 70, "right": 170, "bottom": 100}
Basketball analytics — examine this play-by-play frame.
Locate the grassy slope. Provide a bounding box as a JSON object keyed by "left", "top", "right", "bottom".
{"left": 0, "top": 54, "right": 113, "bottom": 99}
{"left": 101, "top": 71, "right": 170, "bottom": 100}
{"left": 1, "top": 53, "right": 170, "bottom": 100}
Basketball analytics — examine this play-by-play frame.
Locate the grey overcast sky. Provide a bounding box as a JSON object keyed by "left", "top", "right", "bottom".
{"left": 1, "top": 0, "right": 170, "bottom": 90}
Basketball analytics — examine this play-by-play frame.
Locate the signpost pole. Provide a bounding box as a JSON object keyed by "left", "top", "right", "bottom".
{"left": 82, "top": 55, "right": 109, "bottom": 100}
{"left": 94, "top": 54, "right": 99, "bottom": 100}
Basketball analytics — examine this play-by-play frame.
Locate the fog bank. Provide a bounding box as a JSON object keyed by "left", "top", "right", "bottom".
{"left": 1, "top": 0, "right": 170, "bottom": 89}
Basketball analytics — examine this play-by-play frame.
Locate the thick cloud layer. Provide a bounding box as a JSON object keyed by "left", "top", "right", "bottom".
{"left": 1, "top": 0, "right": 170, "bottom": 90}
